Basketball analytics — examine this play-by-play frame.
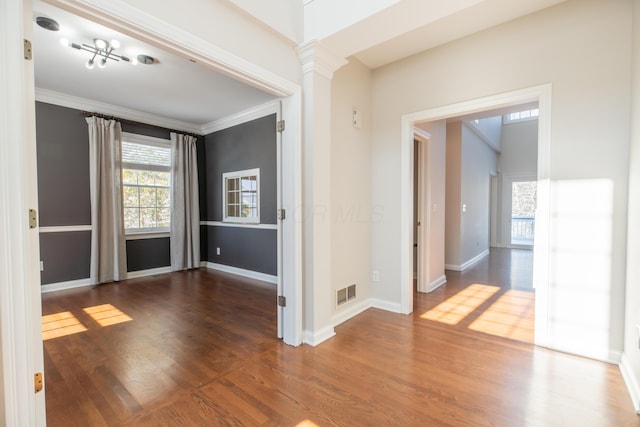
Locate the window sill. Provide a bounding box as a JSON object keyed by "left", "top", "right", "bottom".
{"left": 125, "top": 230, "right": 170, "bottom": 240}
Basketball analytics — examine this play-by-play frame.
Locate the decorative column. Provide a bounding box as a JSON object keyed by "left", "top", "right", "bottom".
{"left": 297, "top": 41, "right": 347, "bottom": 345}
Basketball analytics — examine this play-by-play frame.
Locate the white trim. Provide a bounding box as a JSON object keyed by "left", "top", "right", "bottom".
{"left": 620, "top": 353, "right": 640, "bottom": 414}
{"left": 462, "top": 120, "right": 500, "bottom": 153}
{"left": 370, "top": 298, "right": 403, "bottom": 314}
{"left": 413, "top": 127, "right": 431, "bottom": 141}
{"left": 202, "top": 100, "right": 279, "bottom": 134}
{"left": 332, "top": 298, "right": 371, "bottom": 327}
{"left": 445, "top": 250, "right": 489, "bottom": 272}
{"left": 200, "top": 220, "right": 277, "bottom": 230}
{"left": 222, "top": 168, "right": 261, "bottom": 224}
{"left": 125, "top": 231, "right": 170, "bottom": 240}
{"left": 296, "top": 40, "right": 348, "bottom": 79}
{"left": 427, "top": 275, "right": 447, "bottom": 293}
{"left": 201, "top": 261, "right": 277, "bottom": 284}
{"left": 35, "top": 88, "right": 203, "bottom": 135}
{"left": 302, "top": 325, "right": 335, "bottom": 346}
{"left": 126, "top": 266, "right": 172, "bottom": 279}
{"left": 39, "top": 225, "right": 92, "bottom": 233}
{"left": 41, "top": 278, "right": 92, "bottom": 293}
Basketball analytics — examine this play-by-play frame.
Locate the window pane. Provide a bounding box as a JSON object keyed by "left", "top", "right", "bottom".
{"left": 157, "top": 208, "right": 170, "bottom": 228}
{"left": 140, "top": 208, "right": 156, "bottom": 228}
{"left": 139, "top": 187, "right": 156, "bottom": 207}
{"left": 122, "top": 185, "right": 139, "bottom": 207}
{"left": 138, "top": 171, "right": 155, "bottom": 185}
{"left": 155, "top": 171, "right": 170, "bottom": 186}
{"left": 156, "top": 188, "right": 170, "bottom": 208}
{"left": 124, "top": 208, "right": 140, "bottom": 229}
{"left": 122, "top": 169, "right": 137, "bottom": 185}
{"left": 122, "top": 141, "right": 170, "bottom": 166}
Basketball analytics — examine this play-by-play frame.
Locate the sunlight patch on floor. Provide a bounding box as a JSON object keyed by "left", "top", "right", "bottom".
{"left": 42, "top": 311, "right": 88, "bottom": 340}
{"left": 83, "top": 304, "right": 133, "bottom": 327}
{"left": 468, "top": 289, "right": 534, "bottom": 343}
{"left": 420, "top": 284, "right": 500, "bottom": 325}
{"left": 296, "top": 420, "right": 320, "bottom": 427}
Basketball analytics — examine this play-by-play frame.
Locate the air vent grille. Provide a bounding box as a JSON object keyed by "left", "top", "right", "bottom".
{"left": 337, "top": 284, "right": 356, "bottom": 306}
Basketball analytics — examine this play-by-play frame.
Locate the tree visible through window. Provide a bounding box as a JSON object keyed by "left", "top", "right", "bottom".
{"left": 121, "top": 134, "right": 171, "bottom": 232}
{"left": 511, "top": 181, "right": 537, "bottom": 246}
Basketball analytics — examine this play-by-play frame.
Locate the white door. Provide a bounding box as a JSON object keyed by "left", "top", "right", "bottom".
{"left": 0, "top": 0, "right": 47, "bottom": 424}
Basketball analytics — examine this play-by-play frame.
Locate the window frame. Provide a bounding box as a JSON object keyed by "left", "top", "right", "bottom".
{"left": 222, "top": 168, "right": 260, "bottom": 224}
{"left": 121, "top": 132, "right": 172, "bottom": 236}
{"left": 503, "top": 108, "right": 539, "bottom": 124}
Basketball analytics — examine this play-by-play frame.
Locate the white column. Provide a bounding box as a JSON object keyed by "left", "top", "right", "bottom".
{"left": 297, "top": 41, "right": 347, "bottom": 345}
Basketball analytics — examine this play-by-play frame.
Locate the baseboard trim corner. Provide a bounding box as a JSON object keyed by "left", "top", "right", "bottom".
{"left": 41, "top": 278, "right": 92, "bottom": 293}
{"left": 620, "top": 353, "right": 640, "bottom": 414}
{"left": 427, "top": 275, "right": 447, "bottom": 293}
{"left": 303, "top": 326, "right": 336, "bottom": 347}
{"left": 370, "top": 298, "right": 403, "bottom": 314}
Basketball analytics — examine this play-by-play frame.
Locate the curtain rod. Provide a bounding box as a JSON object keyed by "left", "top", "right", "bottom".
{"left": 81, "top": 111, "right": 201, "bottom": 138}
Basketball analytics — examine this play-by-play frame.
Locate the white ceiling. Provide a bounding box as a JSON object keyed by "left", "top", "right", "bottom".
{"left": 32, "top": 0, "right": 277, "bottom": 131}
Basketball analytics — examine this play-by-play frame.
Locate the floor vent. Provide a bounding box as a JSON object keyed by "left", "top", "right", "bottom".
{"left": 337, "top": 284, "right": 356, "bottom": 306}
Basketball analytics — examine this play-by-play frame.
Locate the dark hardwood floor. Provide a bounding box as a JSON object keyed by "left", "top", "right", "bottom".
{"left": 42, "top": 249, "right": 640, "bottom": 426}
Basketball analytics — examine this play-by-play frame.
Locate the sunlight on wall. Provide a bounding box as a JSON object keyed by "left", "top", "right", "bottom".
{"left": 83, "top": 304, "right": 133, "bottom": 327}
{"left": 420, "top": 284, "right": 500, "bottom": 325}
{"left": 42, "top": 311, "right": 88, "bottom": 340}
{"left": 468, "top": 290, "right": 534, "bottom": 343}
{"left": 548, "top": 179, "right": 613, "bottom": 359}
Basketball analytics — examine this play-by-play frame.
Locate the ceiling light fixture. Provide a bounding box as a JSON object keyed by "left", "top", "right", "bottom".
{"left": 36, "top": 16, "right": 60, "bottom": 32}
{"left": 60, "top": 37, "right": 154, "bottom": 70}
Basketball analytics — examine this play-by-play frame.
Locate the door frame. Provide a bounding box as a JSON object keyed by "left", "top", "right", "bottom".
{"left": 399, "top": 84, "right": 552, "bottom": 348}
{"left": 413, "top": 129, "right": 431, "bottom": 293}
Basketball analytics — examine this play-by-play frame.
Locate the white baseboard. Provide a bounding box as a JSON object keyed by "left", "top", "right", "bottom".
{"left": 303, "top": 325, "right": 336, "bottom": 347}
{"left": 201, "top": 261, "right": 277, "bottom": 284}
{"left": 41, "top": 278, "right": 92, "bottom": 293}
{"left": 427, "top": 275, "right": 447, "bottom": 293}
{"left": 620, "top": 353, "right": 640, "bottom": 414}
{"left": 370, "top": 298, "right": 403, "bottom": 313}
{"left": 445, "top": 249, "right": 490, "bottom": 272}
{"left": 127, "top": 266, "right": 172, "bottom": 279}
{"left": 332, "top": 298, "right": 371, "bottom": 327}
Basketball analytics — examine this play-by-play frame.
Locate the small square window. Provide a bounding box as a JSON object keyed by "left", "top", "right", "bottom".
{"left": 223, "top": 168, "right": 260, "bottom": 224}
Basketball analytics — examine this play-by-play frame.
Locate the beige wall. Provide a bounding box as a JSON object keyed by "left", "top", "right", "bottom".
{"left": 370, "top": 0, "right": 631, "bottom": 358}
{"left": 331, "top": 58, "right": 372, "bottom": 317}
{"left": 624, "top": 0, "right": 640, "bottom": 409}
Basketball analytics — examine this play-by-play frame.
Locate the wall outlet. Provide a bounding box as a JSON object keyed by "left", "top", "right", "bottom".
{"left": 216, "top": 247, "right": 220, "bottom": 256}
{"left": 40, "top": 261, "right": 44, "bottom": 271}
{"left": 372, "top": 270, "right": 380, "bottom": 282}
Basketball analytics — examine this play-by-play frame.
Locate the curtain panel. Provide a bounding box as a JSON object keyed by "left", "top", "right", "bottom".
{"left": 170, "top": 132, "right": 200, "bottom": 270}
{"left": 87, "top": 116, "right": 127, "bottom": 284}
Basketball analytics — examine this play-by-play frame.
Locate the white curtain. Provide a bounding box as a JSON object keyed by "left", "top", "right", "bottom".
{"left": 171, "top": 132, "right": 200, "bottom": 270}
{"left": 87, "top": 116, "right": 127, "bottom": 284}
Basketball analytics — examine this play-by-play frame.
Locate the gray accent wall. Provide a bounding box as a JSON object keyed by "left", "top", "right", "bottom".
{"left": 35, "top": 102, "right": 174, "bottom": 285}
{"left": 203, "top": 114, "right": 277, "bottom": 275}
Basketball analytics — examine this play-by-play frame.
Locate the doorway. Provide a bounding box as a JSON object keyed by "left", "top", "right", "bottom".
{"left": 400, "top": 84, "right": 552, "bottom": 349}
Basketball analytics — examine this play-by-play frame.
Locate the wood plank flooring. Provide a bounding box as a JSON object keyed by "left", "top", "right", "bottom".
{"left": 42, "top": 249, "right": 640, "bottom": 426}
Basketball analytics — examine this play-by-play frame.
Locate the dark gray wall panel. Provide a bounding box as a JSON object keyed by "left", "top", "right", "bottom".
{"left": 206, "top": 226, "right": 276, "bottom": 276}
{"left": 126, "top": 238, "right": 171, "bottom": 272}
{"left": 197, "top": 139, "right": 208, "bottom": 220}
{"left": 40, "top": 231, "right": 91, "bottom": 284}
{"left": 35, "top": 102, "right": 91, "bottom": 227}
{"left": 200, "top": 225, "right": 209, "bottom": 261}
{"left": 204, "top": 114, "right": 277, "bottom": 224}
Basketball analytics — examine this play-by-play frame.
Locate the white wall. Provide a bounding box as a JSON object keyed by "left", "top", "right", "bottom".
{"left": 623, "top": 0, "right": 640, "bottom": 411}
{"left": 445, "top": 122, "right": 462, "bottom": 266}
{"left": 472, "top": 116, "right": 502, "bottom": 151}
{"left": 370, "top": 0, "right": 631, "bottom": 359}
{"left": 331, "top": 58, "right": 372, "bottom": 320}
{"left": 226, "top": 0, "right": 303, "bottom": 43}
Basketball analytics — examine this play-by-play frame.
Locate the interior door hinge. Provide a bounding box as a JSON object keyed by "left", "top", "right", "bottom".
{"left": 24, "top": 39, "right": 32, "bottom": 60}
{"left": 28, "top": 209, "right": 37, "bottom": 229}
{"left": 277, "top": 120, "right": 285, "bottom": 132}
{"left": 278, "top": 295, "right": 286, "bottom": 307}
{"left": 34, "top": 372, "right": 43, "bottom": 393}
{"left": 277, "top": 209, "right": 286, "bottom": 221}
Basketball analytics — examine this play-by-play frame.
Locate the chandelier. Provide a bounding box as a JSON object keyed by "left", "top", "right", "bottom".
{"left": 60, "top": 38, "right": 132, "bottom": 69}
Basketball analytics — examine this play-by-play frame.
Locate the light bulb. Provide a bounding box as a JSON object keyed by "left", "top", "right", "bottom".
{"left": 60, "top": 38, "right": 69, "bottom": 47}
{"left": 95, "top": 39, "right": 107, "bottom": 50}
{"left": 131, "top": 57, "right": 139, "bottom": 65}
{"left": 110, "top": 39, "right": 120, "bottom": 49}
{"left": 86, "top": 59, "right": 94, "bottom": 69}
{"left": 98, "top": 58, "right": 107, "bottom": 68}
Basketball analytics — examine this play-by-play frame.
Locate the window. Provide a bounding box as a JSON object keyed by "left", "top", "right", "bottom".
{"left": 121, "top": 133, "right": 171, "bottom": 233}
{"left": 503, "top": 108, "right": 539, "bottom": 124}
{"left": 223, "top": 168, "right": 260, "bottom": 223}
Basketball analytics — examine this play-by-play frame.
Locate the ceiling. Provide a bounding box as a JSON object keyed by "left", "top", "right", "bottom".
{"left": 32, "top": 0, "right": 277, "bottom": 132}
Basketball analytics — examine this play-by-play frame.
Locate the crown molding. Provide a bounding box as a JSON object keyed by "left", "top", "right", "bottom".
{"left": 297, "top": 40, "right": 347, "bottom": 80}
{"left": 202, "top": 100, "right": 279, "bottom": 135}
{"left": 35, "top": 88, "right": 203, "bottom": 134}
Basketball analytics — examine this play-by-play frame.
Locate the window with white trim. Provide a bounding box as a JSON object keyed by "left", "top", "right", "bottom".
{"left": 503, "top": 108, "right": 539, "bottom": 124}
{"left": 121, "top": 133, "right": 171, "bottom": 233}
{"left": 223, "top": 168, "right": 260, "bottom": 224}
